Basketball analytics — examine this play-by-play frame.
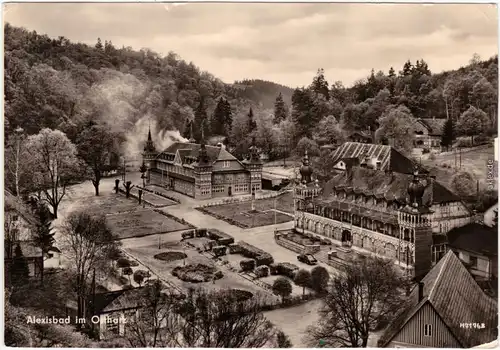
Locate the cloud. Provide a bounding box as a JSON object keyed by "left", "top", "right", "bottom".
{"left": 4, "top": 3, "right": 498, "bottom": 87}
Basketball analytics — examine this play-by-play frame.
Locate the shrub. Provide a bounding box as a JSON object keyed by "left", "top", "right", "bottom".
{"left": 214, "top": 270, "right": 224, "bottom": 279}
{"left": 238, "top": 241, "right": 275, "bottom": 266}
{"left": 207, "top": 229, "right": 235, "bottom": 245}
{"left": 117, "top": 257, "right": 131, "bottom": 269}
{"left": 455, "top": 138, "right": 473, "bottom": 148}
{"left": 181, "top": 230, "right": 195, "bottom": 240}
{"left": 255, "top": 265, "right": 270, "bottom": 278}
{"left": 272, "top": 277, "right": 293, "bottom": 303}
{"left": 474, "top": 134, "right": 491, "bottom": 145}
{"left": 195, "top": 228, "right": 208, "bottom": 237}
{"left": 212, "top": 246, "right": 227, "bottom": 257}
{"left": 271, "top": 262, "right": 299, "bottom": 278}
{"left": 240, "top": 259, "right": 256, "bottom": 272}
{"left": 228, "top": 243, "right": 242, "bottom": 254}
{"left": 310, "top": 266, "right": 330, "bottom": 294}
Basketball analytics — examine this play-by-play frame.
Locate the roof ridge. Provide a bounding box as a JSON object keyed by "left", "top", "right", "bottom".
{"left": 428, "top": 250, "right": 451, "bottom": 301}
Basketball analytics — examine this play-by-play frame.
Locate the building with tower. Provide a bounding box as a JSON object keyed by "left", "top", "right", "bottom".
{"left": 293, "top": 142, "right": 473, "bottom": 278}
{"left": 142, "top": 126, "right": 262, "bottom": 200}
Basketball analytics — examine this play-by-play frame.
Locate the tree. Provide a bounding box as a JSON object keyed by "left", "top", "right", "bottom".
{"left": 291, "top": 88, "right": 317, "bottom": 138}
{"left": 274, "top": 331, "right": 293, "bottom": 348}
{"left": 95, "top": 38, "right": 103, "bottom": 50}
{"left": 441, "top": 117, "right": 455, "bottom": 151}
{"left": 305, "top": 256, "right": 408, "bottom": 348}
{"left": 313, "top": 115, "right": 345, "bottom": 146}
{"left": 272, "top": 277, "right": 293, "bottom": 303}
{"left": 222, "top": 99, "right": 233, "bottom": 134}
{"left": 126, "top": 286, "right": 276, "bottom": 347}
{"left": 248, "top": 107, "right": 257, "bottom": 131}
{"left": 10, "top": 244, "right": 30, "bottom": 286}
{"left": 5, "top": 127, "right": 29, "bottom": 196}
{"left": 193, "top": 97, "right": 210, "bottom": 142}
{"left": 211, "top": 97, "right": 227, "bottom": 136}
{"left": 76, "top": 122, "right": 116, "bottom": 196}
{"left": 310, "top": 68, "right": 330, "bottom": 100}
{"left": 492, "top": 209, "right": 498, "bottom": 229}
{"left": 25, "top": 129, "right": 80, "bottom": 219}
{"left": 294, "top": 269, "right": 311, "bottom": 296}
{"left": 123, "top": 267, "right": 133, "bottom": 283}
{"left": 375, "top": 105, "right": 416, "bottom": 155}
{"left": 310, "top": 266, "right": 330, "bottom": 294}
{"left": 456, "top": 106, "right": 489, "bottom": 145}
{"left": 61, "top": 211, "right": 120, "bottom": 321}
{"left": 451, "top": 171, "right": 477, "bottom": 197}
{"left": 273, "top": 92, "right": 288, "bottom": 124}
{"left": 32, "top": 201, "right": 56, "bottom": 273}
{"left": 296, "top": 137, "right": 320, "bottom": 157}
{"left": 133, "top": 270, "right": 148, "bottom": 286}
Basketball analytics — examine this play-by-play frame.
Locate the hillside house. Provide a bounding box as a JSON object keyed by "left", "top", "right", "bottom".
{"left": 413, "top": 118, "right": 446, "bottom": 151}
{"left": 378, "top": 250, "right": 498, "bottom": 348}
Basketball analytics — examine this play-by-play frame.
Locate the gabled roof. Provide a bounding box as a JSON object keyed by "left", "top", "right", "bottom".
{"left": 89, "top": 287, "right": 147, "bottom": 315}
{"left": 158, "top": 142, "right": 238, "bottom": 165}
{"left": 447, "top": 223, "right": 498, "bottom": 256}
{"left": 378, "top": 251, "right": 498, "bottom": 348}
{"left": 418, "top": 118, "right": 446, "bottom": 136}
{"left": 321, "top": 166, "right": 461, "bottom": 205}
{"left": 329, "top": 142, "right": 425, "bottom": 175}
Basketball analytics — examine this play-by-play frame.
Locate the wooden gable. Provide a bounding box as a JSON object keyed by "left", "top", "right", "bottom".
{"left": 173, "top": 150, "right": 183, "bottom": 166}
{"left": 389, "top": 301, "right": 461, "bottom": 348}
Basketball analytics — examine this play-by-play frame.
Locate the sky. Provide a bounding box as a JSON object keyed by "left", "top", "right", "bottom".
{"left": 3, "top": 2, "right": 498, "bottom": 88}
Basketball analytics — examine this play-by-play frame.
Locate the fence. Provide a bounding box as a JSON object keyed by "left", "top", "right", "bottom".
{"left": 196, "top": 190, "right": 291, "bottom": 209}
{"left": 275, "top": 235, "right": 321, "bottom": 254}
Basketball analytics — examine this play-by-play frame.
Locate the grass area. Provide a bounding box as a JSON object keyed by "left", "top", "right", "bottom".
{"left": 199, "top": 205, "right": 293, "bottom": 228}
{"left": 81, "top": 192, "right": 140, "bottom": 215}
{"left": 422, "top": 145, "right": 494, "bottom": 189}
{"left": 106, "top": 209, "right": 190, "bottom": 239}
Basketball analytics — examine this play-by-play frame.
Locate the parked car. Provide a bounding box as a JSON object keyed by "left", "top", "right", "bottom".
{"left": 297, "top": 253, "right": 317, "bottom": 265}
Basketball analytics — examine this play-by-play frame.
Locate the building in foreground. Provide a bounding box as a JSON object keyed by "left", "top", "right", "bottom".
{"left": 143, "top": 128, "right": 262, "bottom": 199}
{"left": 378, "top": 250, "right": 498, "bottom": 348}
{"left": 294, "top": 142, "right": 472, "bottom": 278}
{"left": 447, "top": 222, "right": 497, "bottom": 283}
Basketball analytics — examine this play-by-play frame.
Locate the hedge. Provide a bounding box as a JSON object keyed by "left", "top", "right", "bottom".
{"left": 255, "top": 265, "right": 270, "bottom": 278}
{"left": 207, "top": 229, "right": 235, "bottom": 245}
{"left": 270, "top": 262, "right": 299, "bottom": 278}
{"left": 240, "top": 259, "right": 256, "bottom": 272}
{"left": 181, "top": 230, "right": 195, "bottom": 240}
{"left": 238, "top": 241, "right": 274, "bottom": 266}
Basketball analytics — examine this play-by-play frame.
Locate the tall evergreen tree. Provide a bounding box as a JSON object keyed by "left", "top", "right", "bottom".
{"left": 10, "top": 244, "right": 30, "bottom": 286}
{"left": 310, "top": 68, "right": 330, "bottom": 100}
{"left": 388, "top": 67, "right": 396, "bottom": 78}
{"left": 182, "top": 119, "right": 192, "bottom": 139}
{"left": 273, "top": 92, "right": 288, "bottom": 124}
{"left": 211, "top": 97, "right": 226, "bottom": 136}
{"left": 441, "top": 117, "right": 455, "bottom": 151}
{"left": 291, "top": 88, "right": 316, "bottom": 138}
{"left": 193, "top": 97, "right": 210, "bottom": 142}
{"left": 33, "top": 202, "right": 56, "bottom": 257}
{"left": 222, "top": 99, "right": 233, "bottom": 135}
{"left": 95, "top": 38, "right": 103, "bottom": 51}
{"left": 248, "top": 107, "right": 257, "bottom": 131}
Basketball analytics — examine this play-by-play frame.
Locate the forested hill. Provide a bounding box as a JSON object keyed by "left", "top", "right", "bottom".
{"left": 3, "top": 23, "right": 292, "bottom": 141}
{"left": 232, "top": 79, "right": 294, "bottom": 109}
{"left": 4, "top": 23, "right": 498, "bottom": 167}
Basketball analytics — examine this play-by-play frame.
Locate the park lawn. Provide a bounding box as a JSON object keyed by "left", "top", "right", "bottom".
{"left": 129, "top": 187, "right": 178, "bottom": 207}
{"left": 201, "top": 205, "right": 293, "bottom": 228}
{"left": 81, "top": 192, "right": 140, "bottom": 215}
{"left": 106, "top": 209, "right": 190, "bottom": 239}
{"left": 422, "top": 145, "right": 494, "bottom": 190}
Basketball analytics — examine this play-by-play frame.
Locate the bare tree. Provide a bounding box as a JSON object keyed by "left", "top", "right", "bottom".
{"left": 125, "top": 287, "right": 277, "bottom": 348}
{"left": 305, "top": 256, "right": 409, "bottom": 348}
{"left": 61, "top": 211, "right": 120, "bottom": 321}
{"left": 5, "top": 127, "right": 28, "bottom": 196}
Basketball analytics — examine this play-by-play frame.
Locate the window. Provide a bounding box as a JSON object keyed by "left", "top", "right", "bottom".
{"left": 424, "top": 324, "right": 432, "bottom": 337}
{"left": 223, "top": 161, "right": 230, "bottom": 168}
{"left": 469, "top": 256, "right": 478, "bottom": 268}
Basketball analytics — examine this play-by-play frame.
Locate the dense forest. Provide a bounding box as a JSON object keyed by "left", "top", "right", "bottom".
{"left": 4, "top": 23, "right": 498, "bottom": 196}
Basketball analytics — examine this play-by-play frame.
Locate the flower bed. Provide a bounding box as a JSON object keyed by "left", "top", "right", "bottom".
{"left": 154, "top": 251, "right": 187, "bottom": 262}
{"left": 172, "top": 263, "right": 223, "bottom": 283}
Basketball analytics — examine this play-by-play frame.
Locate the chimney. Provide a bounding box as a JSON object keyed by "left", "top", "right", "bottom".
{"left": 418, "top": 282, "right": 424, "bottom": 302}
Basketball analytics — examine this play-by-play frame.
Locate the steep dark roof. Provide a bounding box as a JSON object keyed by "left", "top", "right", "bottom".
{"left": 4, "top": 190, "right": 38, "bottom": 226}
{"left": 447, "top": 223, "right": 497, "bottom": 256}
{"left": 329, "top": 142, "right": 425, "bottom": 175}
{"left": 89, "top": 287, "right": 146, "bottom": 315}
{"left": 378, "top": 251, "right": 498, "bottom": 348}
{"left": 321, "top": 166, "right": 461, "bottom": 205}
{"left": 418, "top": 118, "right": 446, "bottom": 136}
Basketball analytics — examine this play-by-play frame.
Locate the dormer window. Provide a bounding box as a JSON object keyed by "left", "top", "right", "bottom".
{"left": 223, "top": 161, "right": 230, "bottom": 168}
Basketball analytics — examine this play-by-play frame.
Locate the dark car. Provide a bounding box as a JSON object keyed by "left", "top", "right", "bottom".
{"left": 297, "top": 253, "right": 317, "bottom": 265}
